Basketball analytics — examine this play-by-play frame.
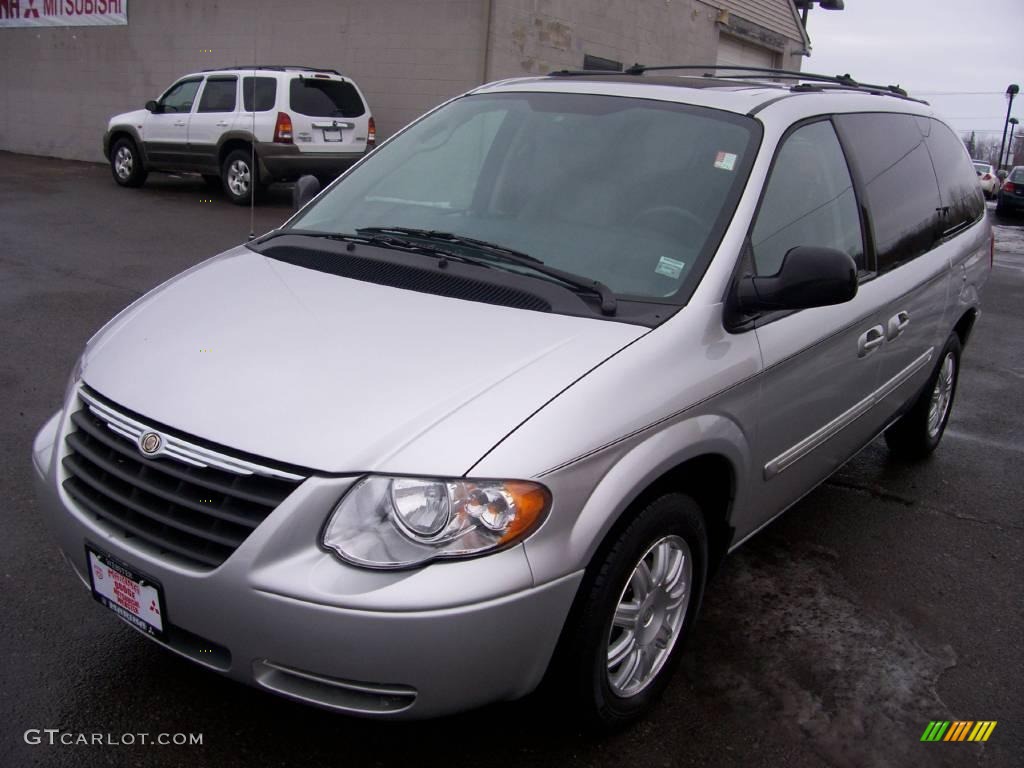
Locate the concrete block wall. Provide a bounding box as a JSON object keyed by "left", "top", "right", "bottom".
{"left": 484, "top": 0, "right": 719, "bottom": 80}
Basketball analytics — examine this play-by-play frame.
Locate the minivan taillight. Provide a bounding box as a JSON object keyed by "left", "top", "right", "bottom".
{"left": 982, "top": 173, "right": 992, "bottom": 180}
{"left": 273, "top": 112, "right": 293, "bottom": 144}
{"left": 367, "top": 116, "right": 376, "bottom": 149}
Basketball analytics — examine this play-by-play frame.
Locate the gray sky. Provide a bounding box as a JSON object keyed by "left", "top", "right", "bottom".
{"left": 803, "top": 0, "right": 1022, "bottom": 143}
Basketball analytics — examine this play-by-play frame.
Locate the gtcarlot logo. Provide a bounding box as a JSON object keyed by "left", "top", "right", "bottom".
{"left": 24, "top": 729, "right": 203, "bottom": 746}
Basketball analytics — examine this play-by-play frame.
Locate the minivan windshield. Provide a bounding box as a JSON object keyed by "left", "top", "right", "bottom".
{"left": 288, "top": 91, "right": 758, "bottom": 301}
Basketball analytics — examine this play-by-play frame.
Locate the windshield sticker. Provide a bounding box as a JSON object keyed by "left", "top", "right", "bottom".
{"left": 714, "top": 151, "right": 738, "bottom": 171}
{"left": 655, "top": 256, "right": 686, "bottom": 279}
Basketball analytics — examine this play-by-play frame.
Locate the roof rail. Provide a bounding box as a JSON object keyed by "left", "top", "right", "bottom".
{"left": 202, "top": 65, "right": 343, "bottom": 76}
{"left": 548, "top": 64, "right": 926, "bottom": 104}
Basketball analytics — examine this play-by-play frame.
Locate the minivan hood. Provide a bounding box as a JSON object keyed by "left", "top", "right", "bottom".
{"left": 81, "top": 247, "right": 645, "bottom": 475}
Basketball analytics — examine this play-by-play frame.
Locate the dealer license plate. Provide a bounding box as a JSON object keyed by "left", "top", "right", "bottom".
{"left": 322, "top": 127, "right": 343, "bottom": 142}
{"left": 87, "top": 546, "right": 165, "bottom": 639}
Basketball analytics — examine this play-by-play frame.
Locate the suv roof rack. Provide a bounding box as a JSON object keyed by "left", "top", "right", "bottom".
{"left": 202, "top": 65, "right": 343, "bottom": 76}
{"left": 548, "top": 64, "right": 927, "bottom": 105}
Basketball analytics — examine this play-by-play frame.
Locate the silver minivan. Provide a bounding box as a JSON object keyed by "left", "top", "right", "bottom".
{"left": 32, "top": 67, "right": 991, "bottom": 726}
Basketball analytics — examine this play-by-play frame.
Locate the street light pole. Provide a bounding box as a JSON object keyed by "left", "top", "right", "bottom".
{"left": 1008, "top": 117, "right": 1020, "bottom": 169}
{"left": 998, "top": 84, "right": 1019, "bottom": 172}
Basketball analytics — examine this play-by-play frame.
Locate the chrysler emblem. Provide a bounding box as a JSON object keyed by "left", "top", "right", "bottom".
{"left": 139, "top": 431, "right": 162, "bottom": 456}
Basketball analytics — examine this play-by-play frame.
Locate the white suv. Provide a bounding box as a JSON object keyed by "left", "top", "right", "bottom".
{"left": 103, "top": 66, "right": 375, "bottom": 204}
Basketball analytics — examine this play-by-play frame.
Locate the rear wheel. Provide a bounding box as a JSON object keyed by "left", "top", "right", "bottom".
{"left": 553, "top": 493, "right": 707, "bottom": 728}
{"left": 110, "top": 137, "right": 147, "bottom": 188}
{"left": 885, "top": 333, "right": 961, "bottom": 459}
{"left": 221, "top": 148, "right": 261, "bottom": 205}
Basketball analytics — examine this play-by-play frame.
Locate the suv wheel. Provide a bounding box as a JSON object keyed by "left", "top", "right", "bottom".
{"left": 555, "top": 493, "right": 707, "bottom": 728}
{"left": 110, "top": 137, "right": 147, "bottom": 188}
{"left": 222, "top": 149, "right": 261, "bottom": 205}
{"left": 885, "top": 333, "right": 961, "bottom": 459}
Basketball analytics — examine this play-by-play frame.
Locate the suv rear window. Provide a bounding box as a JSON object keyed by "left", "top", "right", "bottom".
{"left": 289, "top": 78, "right": 365, "bottom": 117}
{"left": 1009, "top": 167, "right": 1024, "bottom": 183}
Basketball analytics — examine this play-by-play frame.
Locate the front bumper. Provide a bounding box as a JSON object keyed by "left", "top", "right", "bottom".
{"left": 32, "top": 408, "right": 581, "bottom": 719}
{"left": 256, "top": 142, "right": 368, "bottom": 181}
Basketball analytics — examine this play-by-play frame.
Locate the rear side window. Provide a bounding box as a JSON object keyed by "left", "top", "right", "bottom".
{"left": 926, "top": 119, "right": 985, "bottom": 235}
{"left": 197, "top": 77, "right": 237, "bottom": 113}
{"left": 751, "top": 120, "right": 864, "bottom": 276}
{"left": 242, "top": 77, "right": 277, "bottom": 112}
{"left": 290, "top": 78, "right": 365, "bottom": 117}
{"left": 836, "top": 113, "right": 941, "bottom": 274}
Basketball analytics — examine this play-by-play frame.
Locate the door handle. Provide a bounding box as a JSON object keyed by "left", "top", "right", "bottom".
{"left": 173, "top": 120, "right": 187, "bottom": 127}
{"left": 215, "top": 121, "right": 230, "bottom": 127}
{"left": 857, "top": 325, "right": 885, "bottom": 357}
{"left": 886, "top": 310, "right": 910, "bottom": 340}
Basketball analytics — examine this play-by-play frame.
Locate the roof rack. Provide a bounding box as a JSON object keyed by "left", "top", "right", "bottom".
{"left": 202, "top": 65, "right": 343, "bottom": 76}
{"left": 548, "top": 64, "right": 927, "bottom": 104}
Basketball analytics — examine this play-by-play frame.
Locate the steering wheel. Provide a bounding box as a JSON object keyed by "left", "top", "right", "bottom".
{"left": 629, "top": 205, "right": 705, "bottom": 241}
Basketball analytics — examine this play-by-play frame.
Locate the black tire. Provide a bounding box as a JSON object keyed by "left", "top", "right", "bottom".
{"left": 884, "top": 333, "right": 961, "bottom": 460}
{"left": 109, "top": 137, "right": 147, "bottom": 188}
{"left": 202, "top": 174, "right": 221, "bottom": 190}
{"left": 553, "top": 493, "right": 708, "bottom": 729}
{"left": 221, "top": 148, "right": 261, "bottom": 205}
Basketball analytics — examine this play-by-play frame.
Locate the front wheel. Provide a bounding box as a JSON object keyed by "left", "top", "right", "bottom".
{"left": 110, "top": 137, "right": 147, "bottom": 188}
{"left": 554, "top": 493, "right": 707, "bottom": 728}
{"left": 885, "top": 333, "right": 961, "bottom": 459}
{"left": 221, "top": 149, "right": 261, "bottom": 205}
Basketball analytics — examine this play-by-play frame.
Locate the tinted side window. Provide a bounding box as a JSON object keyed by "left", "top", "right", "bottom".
{"left": 835, "top": 113, "right": 941, "bottom": 273}
{"left": 242, "top": 77, "right": 277, "bottom": 112}
{"left": 197, "top": 77, "right": 237, "bottom": 113}
{"left": 290, "top": 79, "right": 365, "bottom": 117}
{"left": 751, "top": 120, "right": 864, "bottom": 276}
{"left": 159, "top": 79, "right": 201, "bottom": 113}
{"left": 926, "top": 119, "right": 985, "bottom": 234}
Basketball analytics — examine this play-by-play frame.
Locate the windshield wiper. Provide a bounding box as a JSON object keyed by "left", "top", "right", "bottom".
{"left": 256, "top": 229, "right": 474, "bottom": 264}
{"left": 356, "top": 227, "right": 618, "bottom": 316}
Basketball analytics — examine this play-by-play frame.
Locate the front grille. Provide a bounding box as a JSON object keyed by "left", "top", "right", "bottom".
{"left": 62, "top": 388, "right": 306, "bottom": 569}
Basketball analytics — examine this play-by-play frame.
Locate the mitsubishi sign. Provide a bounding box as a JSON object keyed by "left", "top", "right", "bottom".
{"left": 0, "top": 0, "right": 127, "bottom": 27}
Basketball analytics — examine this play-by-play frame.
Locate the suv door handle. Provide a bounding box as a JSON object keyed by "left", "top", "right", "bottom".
{"left": 887, "top": 310, "right": 910, "bottom": 340}
{"left": 173, "top": 120, "right": 187, "bottom": 127}
{"left": 857, "top": 325, "right": 885, "bottom": 357}
{"left": 215, "top": 121, "right": 230, "bottom": 127}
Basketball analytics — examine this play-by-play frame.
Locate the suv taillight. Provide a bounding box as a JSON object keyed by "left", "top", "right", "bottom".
{"left": 367, "top": 116, "right": 376, "bottom": 149}
{"left": 274, "top": 112, "right": 293, "bottom": 144}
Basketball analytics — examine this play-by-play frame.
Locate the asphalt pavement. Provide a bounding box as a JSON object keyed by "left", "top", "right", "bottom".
{"left": 1, "top": 151, "right": 1021, "bottom": 768}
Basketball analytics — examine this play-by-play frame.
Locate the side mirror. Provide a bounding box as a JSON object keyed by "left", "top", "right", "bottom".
{"left": 145, "top": 100, "right": 159, "bottom": 113}
{"left": 737, "top": 246, "right": 857, "bottom": 313}
{"left": 293, "top": 175, "right": 322, "bottom": 210}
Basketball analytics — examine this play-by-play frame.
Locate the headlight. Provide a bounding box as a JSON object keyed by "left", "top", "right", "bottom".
{"left": 322, "top": 476, "right": 551, "bottom": 569}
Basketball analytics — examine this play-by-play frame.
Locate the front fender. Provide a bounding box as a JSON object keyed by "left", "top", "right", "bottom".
{"left": 104, "top": 124, "right": 146, "bottom": 163}
{"left": 523, "top": 413, "right": 752, "bottom": 585}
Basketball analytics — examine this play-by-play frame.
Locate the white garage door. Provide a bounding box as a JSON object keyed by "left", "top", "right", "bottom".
{"left": 716, "top": 34, "right": 778, "bottom": 69}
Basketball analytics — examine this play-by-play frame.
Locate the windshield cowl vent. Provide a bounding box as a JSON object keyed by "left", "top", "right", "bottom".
{"left": 261, "top": 244, "right": 553, "bottom": 312}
